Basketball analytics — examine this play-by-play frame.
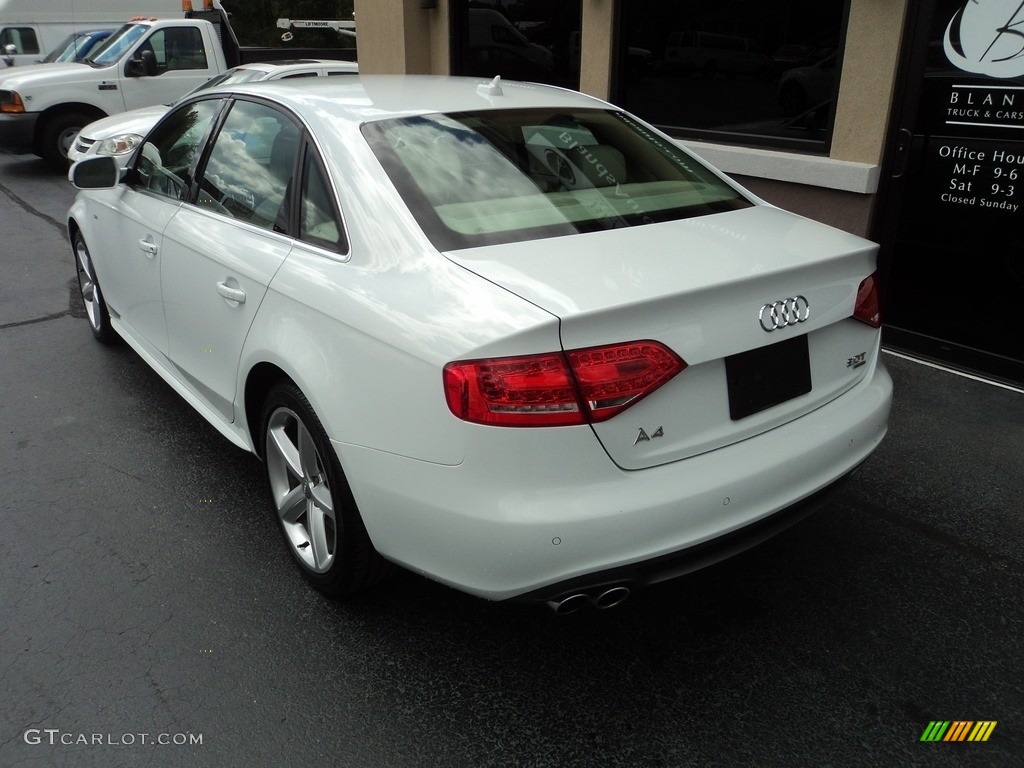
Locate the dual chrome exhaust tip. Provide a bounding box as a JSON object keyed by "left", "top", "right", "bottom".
{"left": 546, "top": 585, "right": 631, "bottom": 615}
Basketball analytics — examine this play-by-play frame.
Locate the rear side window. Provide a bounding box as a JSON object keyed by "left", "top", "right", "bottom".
{"left": 299, "top": 151, "right": 345, "bottom": 253}
{"left": 195, "top": 100, "right": 300, "bottom": 233}
{"left": 362, "top": 108, "right": 751, "bottom": 250}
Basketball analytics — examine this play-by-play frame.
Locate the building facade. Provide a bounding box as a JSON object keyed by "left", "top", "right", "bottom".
{"left": 352, "top": 0, "right": 1024, "bottom": 386}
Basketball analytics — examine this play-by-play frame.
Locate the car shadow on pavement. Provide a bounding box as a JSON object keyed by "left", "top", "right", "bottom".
{"left": 0, "top": 152, "right": 68, "bottom": 179}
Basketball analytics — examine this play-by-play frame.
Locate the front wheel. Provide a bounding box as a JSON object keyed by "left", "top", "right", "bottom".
{"left": 261, "top": 382, "right": 389, "bottom": 596}
{"left": 40, "top": 111, "right": 90, "bottom": 168}
{"left": 73, "top": 231, "right": 116, "bottom": 344}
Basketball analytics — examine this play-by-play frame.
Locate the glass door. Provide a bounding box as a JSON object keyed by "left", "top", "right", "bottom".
{"left": 874, "top": 0, "right": 1024, "bottom": 385}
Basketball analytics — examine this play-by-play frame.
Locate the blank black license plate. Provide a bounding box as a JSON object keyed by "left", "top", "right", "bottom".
{"left": 725, "top": 335, "right": 811, "bottom": 421}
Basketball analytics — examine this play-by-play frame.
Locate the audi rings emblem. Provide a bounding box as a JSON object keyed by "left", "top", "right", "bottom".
{"left": 758, "top": 295, "right": 810, "bottom": 332}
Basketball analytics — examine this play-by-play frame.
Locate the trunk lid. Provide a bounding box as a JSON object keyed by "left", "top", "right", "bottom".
{"left": 444, "top": 204, "right": 881, "bottom": 470}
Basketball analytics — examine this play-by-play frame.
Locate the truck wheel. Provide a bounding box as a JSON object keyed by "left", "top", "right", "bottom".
{"left": 40, "top": 112, "right": 90, "bottom": 168}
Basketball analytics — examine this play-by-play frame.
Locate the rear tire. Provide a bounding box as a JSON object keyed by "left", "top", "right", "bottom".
{"left": 261, "top": 382, "right": 389, "bottom": 596}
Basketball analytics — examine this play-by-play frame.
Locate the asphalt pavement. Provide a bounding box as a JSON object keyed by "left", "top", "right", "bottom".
{"left": 1, "top": 151, "right": 1021, "bottom": 768}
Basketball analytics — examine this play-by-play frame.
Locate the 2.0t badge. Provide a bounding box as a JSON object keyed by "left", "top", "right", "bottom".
{"left": 758, "top": 295, "right": 810, "bottom": 332}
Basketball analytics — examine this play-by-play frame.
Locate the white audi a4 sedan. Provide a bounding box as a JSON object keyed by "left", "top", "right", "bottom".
{"left": 68, "top": 75, "right": 891, "bottom": 612}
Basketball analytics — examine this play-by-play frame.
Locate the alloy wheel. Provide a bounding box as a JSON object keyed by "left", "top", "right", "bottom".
{"left": 265, "top": 406, "right": 338, "bottom": 574}
{"left": 75, "top": 237, "right": 103, "bottom": 333}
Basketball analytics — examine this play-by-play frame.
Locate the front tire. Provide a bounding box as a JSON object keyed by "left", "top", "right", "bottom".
{"left": 40, "top": 111, "right": 90, "bottom": 168}
{"left": 73, "top": 231, "right": 115, "bottom": 344}
{"left": 261, "top": 382, "right": 388, "bottom": 596}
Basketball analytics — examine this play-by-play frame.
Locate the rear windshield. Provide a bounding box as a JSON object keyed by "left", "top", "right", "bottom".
{"left": 361, "top": 108, "right": 751, "bottom": 250}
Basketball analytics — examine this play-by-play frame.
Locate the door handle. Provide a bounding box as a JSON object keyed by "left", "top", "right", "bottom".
{"left": 891, "top": 128, "right": 913, "bottom": 179}
{"left": 138, "top": 238, "right": 158, "bottom": 258}
{"left": 216, "top": 281, "right": 246, "bottom": 305}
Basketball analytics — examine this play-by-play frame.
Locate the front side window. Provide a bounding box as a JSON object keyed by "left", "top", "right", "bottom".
{"left": 159, "top": 27, "right": 209, "bottom": 71}
{"left": 362, "top": 108, "right": 751, "bottom": 250}
{"left": 618, "top": 1, "right": 848, "bottom": 152}
{"left": 195, "top": 100, "right": 299, "bottom": 232}
{"left": 134, "top": 99, "right": 221, "bottom": 201}
{"left": 0, "top": 26, "right": 40, "bottom": 55}
{"left": 130, "top": 27, "right": 209, "bottom": 74}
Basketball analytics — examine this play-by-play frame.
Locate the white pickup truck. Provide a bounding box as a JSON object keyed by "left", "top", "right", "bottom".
{"left": 0, "top": 0, "right": 182, "bottom": 68}
{"left": 0, "top": 15, "right": 230, "bottom": 165}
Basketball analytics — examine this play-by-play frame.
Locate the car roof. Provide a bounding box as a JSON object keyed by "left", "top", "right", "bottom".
{"left": 233, "top": 59, "right": 358, "bottom": 74}
{"left": 210, "top": 75, "right": 609, "bottom": 126}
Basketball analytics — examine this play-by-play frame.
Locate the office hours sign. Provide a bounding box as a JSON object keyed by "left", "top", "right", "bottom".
{"left": 922, "top": 1, "right": 1024, "bottom": 218}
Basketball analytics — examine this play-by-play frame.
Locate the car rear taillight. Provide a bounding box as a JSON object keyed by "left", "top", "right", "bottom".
{"left": 853, "top": 273, "right": 882, "bottom": 328}
{"left": 444, "top": 341, "right": 686, "bottom": 427}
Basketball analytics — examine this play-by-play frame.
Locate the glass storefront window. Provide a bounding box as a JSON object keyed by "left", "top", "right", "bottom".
{"left": 617, "top": 1, "right": 849, "bottom": 152}
{"left": 451, "top": 0, "right": 582, "bottom": 90}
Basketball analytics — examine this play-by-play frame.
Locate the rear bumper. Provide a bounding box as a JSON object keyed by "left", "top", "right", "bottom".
{"left": 0, "top": 112, "right": 38, "bottom": 153}
{"left": 335, "top": 358, "right": 893, "bottom": 601}
{"left": 515, "top": 464, "right": 859, "bottom": 603}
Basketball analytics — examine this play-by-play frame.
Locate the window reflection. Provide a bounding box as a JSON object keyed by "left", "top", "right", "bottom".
{"left": 300, "top": 153, "right": 346, "bottom": 253}
{"left": 618, "top": 1, "right": 846, "bottom": 151}
{"left": 197, "top": 101, "right": 299, "bottom": 232}
{"left": 136, "top": 100, "right": 219, "bottom": 201}
{"left": 363, "top": 108, "right": 751, "bottom": 250}
{"left": 453, "top": 0, "right": 581, "bottom": 90}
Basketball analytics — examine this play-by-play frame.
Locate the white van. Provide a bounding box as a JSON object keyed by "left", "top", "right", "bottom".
{"left": 0, "top": 0, "right": 182, "bottom": 67}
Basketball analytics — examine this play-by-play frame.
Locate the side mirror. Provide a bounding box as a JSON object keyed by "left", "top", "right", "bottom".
{"left": 126, "top": 49, "right": 158, "bottom": 77}
{"left": 69, "top": 156, "right": 121, "bottom": 189}
{"left": 141, "top": 49, "right": 158, "bottom": 76}
{"left": 2, "top": 43, "right": 15, "bottom": 66}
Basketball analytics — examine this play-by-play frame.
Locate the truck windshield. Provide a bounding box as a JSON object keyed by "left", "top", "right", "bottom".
{"left": 42, "top": 31, "right": 110, "bottom": 64}
{"left": 85, "top": 24, "right": 147, "bottom": 66}
{"left": 40, "top": 33, "right": 79, "bottom": 64}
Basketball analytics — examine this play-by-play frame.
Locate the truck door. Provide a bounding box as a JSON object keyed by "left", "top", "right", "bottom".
{"left": 119, "top": 26, "right": 217, "bottom": 111}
